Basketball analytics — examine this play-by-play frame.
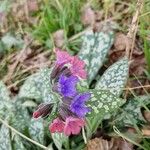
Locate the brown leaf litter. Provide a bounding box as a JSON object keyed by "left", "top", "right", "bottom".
{"left": 3, "top": 35, "right": 52, "bottom": 93}
{"left": 86, "top": 137, "right": 133, "bottom": 150}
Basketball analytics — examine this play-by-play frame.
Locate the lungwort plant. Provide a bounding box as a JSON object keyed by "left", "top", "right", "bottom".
{"left": 0, "top": 22, "right": 132, "bottom": 149}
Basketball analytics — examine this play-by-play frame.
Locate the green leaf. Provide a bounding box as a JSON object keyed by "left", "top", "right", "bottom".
{"left": 51, "top": 133, "right": 68, "bottom": 150}
{"left": 12, "top": 135, "right": 26, "bottom": 150}
{"left": 11, "top": 100, "right": 30, "bottom": 132}
{"left": 86, "top": 90, "right": 125, "bottom": 138}
{"left": 95, "top": 57, "right": 129, "bottom": 95}
{"left": 22, "top": 100, "right": 37, "bottom": 107}
{"left": 0, "top": 81, "right": 12, "bottom": 117}
{"left": 87, "top": 90, "right": 125, "bottom": 116}
{"left": 78, "top": 23, "right": 114, "bottom": 84}
{"left": 0, "top": 122, "right": 12, "bottom": 150}
{"left": 114, "top": 96, "right": 150, "bottom": 127}
{"left": 29, "top": 118, "right": 44, "bottom": 144}
{"left": 19, "top": 72, "right": 42, "bottom": 101}
{"left": 78, "top": 29, "right": 95, "bottom": 68}
{"left": 19, "top": 68, "right": 56, "bottom": 103}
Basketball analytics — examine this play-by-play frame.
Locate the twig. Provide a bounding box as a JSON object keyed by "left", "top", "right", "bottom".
{"left": 124, "top": 85, "right": 150, "bottom": 90}
{"left": 7, "top": 62, "right": 51, "bottom": 89}
{"left": 3, "top": 39, "right": 33, "bottom": 82}
{"left": 0, "top": 118, "right": 49, "bottom": 150}
{"left": 125, "top": 0, "right": 144, "bottom": 59}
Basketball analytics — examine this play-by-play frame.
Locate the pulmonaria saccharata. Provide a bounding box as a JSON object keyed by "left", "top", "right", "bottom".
{"left": 33, "top": 49, "right": 91, "bottom": 136}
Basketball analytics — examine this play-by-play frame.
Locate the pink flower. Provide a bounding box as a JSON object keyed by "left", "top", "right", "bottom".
{"left": 64, "top": 117, "right": 85, "bottom": 136}
{"left": 49, "top": 118, "right": 65, "bottom": 133}
{"left": 55, "top": 49, "right": 87, "bottom": 79}
{"left": 70, "top": 56, "right": 87, "bottom": 79}
{"left": 55, "top": 49, "right": 72, "bottom": 65}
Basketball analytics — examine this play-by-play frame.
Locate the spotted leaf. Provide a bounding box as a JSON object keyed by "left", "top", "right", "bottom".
{"left": 12, "top": 135, "right": 26, "bottom": 150}
{"left": 86, "top": 90, "right": 125, "bottom": 138}
{"left": 78, "top": 29, "right": 95, "bottom": 69}
{"left": 29, "top": 118, "right": 44, "bottom": 144}
{"left": 114, "top": 96, "right": 150, "bottom": 127}
{"left": 10, "top": 100, "right": 30, "bottom": 132}
{"left": 78, "top": 22, "right": 115, "bottom": 84}
{"left": 95, "top": 57, "right": 129, "bottom": 96}
{"left": 87, "top": 90, "right": 125, "bottom": 117}
{"left": 0, "top": 122, "right": 12, "bottom": 150}
{"left": 51, "top": 133, "right": 68, "bottom": 150}
{"left": 0, "top": 81, "right": 12, "bottom": 117}
{"left": 19, "top": 68, "right": 56, "bottom": 103}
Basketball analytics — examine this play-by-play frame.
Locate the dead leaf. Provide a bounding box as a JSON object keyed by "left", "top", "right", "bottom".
{"left": 81, "top": 4, "right": 95, "bottom": 26}
{"left": 86, "top": 137, "right": 133, "bottom": 150}
{"left": 143, "top": 110, "right": 150, "bottom": 122}
{"left": 114, "top": 33, "right": 128, "bottom": 51}
{"left": 142, "top": 129, "right": 150, "bottom": 136}
{"left": 53, "top": 29, "right": 65, "bottom": 48}
{"left": 27, "top": 0, "right": 39, "bottom": 12}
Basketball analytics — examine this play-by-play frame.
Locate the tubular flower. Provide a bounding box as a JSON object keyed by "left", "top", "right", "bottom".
{"left": 49, "top": 117, "right": 85, "bottom": 136}
{"left": 49, "top": 118, "right": 65, "bottom": 133}
{"left": 55, "top": 49, "right": 87, "bottom": 79}
{"left": 70, "top": 93, "right": 91, "bottom": 118}
{"left": 33, "top": 103, "right": 53, "bottom": 118}
{"left": 70, "top": 56, "right": 87, "bottom": 79}
{"left": 58, "top": 75, "right": 79, "bottom": 97}
{"left": 55, "top": 49, "right": 72, "bottom": 65}
{"left": 64, "top": 117, "right": 85, "bottom": 136}
{"left": 33, "top": 49, "right": 92, "bottom": 136}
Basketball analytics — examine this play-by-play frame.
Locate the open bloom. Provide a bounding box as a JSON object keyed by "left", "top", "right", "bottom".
{"left": 58, "top": 75, "right": 79, "bottom": 97}
{"left": 55, "top": 49, "right": 72, "bottom": 65}
{"left": 70, "top": 93, "right": 91, "bottom": 117}
{"left": 64, "top": 117, "right": 85, "bottom": 136}
{"left": 70, "top": 56, "right": 87, "bottom": 79}
{"left": 55, "top": 49, "right": 87, "bottom": 79}
{"left": 49, "top": 117, "right": 85, "bottom": 136}
{"left": 49, "top": 118, "right": 65, "bottom": 133}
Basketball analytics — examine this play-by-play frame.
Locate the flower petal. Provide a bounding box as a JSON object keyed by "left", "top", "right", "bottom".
{"left": 64, "top": 117, "right": 85, "bottom": 136}
{"left": 70, "top": 93, "right": 91, "bottom": 117}
{"left": 70, "top": 56, "right": 87, "bottom": 79}
{"left": 58, "top": 75, "right": 79, "bottom": 97}
{"left": 49, "top": 118, "right": 65, "bottom": 133}
{"left": 55, "top": 49, "right": 72, "bottom": 65}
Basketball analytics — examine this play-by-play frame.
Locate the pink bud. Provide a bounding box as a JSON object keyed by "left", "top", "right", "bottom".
{"left": 33, "top": 111, "right": 41, "bottom": 118}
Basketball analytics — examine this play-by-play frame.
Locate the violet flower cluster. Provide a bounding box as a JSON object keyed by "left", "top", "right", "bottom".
{"left": 33, "top": 49, "right": 91, "bottom": 136}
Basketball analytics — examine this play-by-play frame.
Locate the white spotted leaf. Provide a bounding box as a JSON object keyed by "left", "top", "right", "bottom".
{"left": 114, "top": 96, "right": 150, "bottom": 127}
{"left": 19, "top": 68, "right": 56, "bottom": 103}
{"left": 86, "top": 89, "right": 125, "bottom": 138}
{"left": 10, "top": 101, "right": 30, "bottom": 132}
{"left": 0, "top": 81, "right": 13, "bottom": 117}
{"left": 12, "top": 135, "right": 27, "bottom": 150}
{"left": 78, "top": 29, "right": 95, "bottom": 69}
{"left": 78, "top": 22, "right": 115, "bottom": 84}
{"left": 87, "top": 90, "right": 125, "bottom": 117}
{"left": 29, "top": 118, "right": 44, "bottom": 144}
{"left": 0, "top": 122, "right": 12, "bottom": 150}
{"left": 95, "top": 57, "right": 129, "bottom": 95}
{"left": 51, "top": 133, "right": 68, "bottom": 150}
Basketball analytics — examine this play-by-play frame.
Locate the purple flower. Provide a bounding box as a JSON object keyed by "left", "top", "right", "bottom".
{"left": 58, "top": 75, "right": 79, "bottom": 97}
{"left": 70, "top": 93, "right": 91, "bottom": 117}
